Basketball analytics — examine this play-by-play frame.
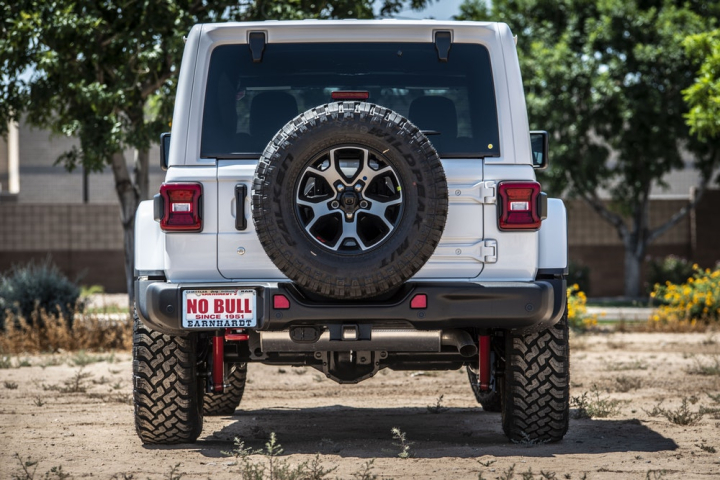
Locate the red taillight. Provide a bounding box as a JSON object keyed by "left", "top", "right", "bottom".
{"left": 498, "top": 182, "right": 541, "bottom": 230}
{"left": 331, "top": 91, "right": 369, "bottom": 100}
{"left": 159, "top": 183, "right": 202, "bottom": 232}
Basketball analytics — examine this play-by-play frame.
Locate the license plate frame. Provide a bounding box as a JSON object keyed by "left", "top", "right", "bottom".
{"left": 182, "top": 289, "right": 257, "bottom": 329}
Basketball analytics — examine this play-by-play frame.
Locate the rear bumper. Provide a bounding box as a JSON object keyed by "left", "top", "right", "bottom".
{"left": 135, "top": 277, "right": 566, "bottom": 337}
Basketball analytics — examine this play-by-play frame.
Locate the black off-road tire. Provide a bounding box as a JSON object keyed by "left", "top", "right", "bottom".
{"left": 252, "top": 101, "right": 448, "bottom": 300}
{"left": 501, "top": 312, "right": 570, "bottom": 443}
{"left": 132, "top": 314, "right": 203, "bottom": 444}
{"left": 467, "top": 367, "right": 503, "bottom": 412}
{"left": 203, "top": 363, "right": 247, "bottom": 416}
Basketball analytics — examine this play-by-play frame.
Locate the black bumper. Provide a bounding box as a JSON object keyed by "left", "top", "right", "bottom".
{"left": 135, "top": 278, "right": 566, "bottom": 337}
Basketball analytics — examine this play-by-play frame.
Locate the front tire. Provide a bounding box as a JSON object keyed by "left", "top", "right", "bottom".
{"left": 132, "top": 314, "right": 204, "bottom": 444}
{"left": 501, "top": 311, "right": 570, "bottom": 443}
{"left": 203, "top": 364, "right": 247, "bottom": 416}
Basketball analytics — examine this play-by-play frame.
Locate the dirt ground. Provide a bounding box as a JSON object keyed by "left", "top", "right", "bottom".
{"left": 1, "top": 332, "right": 720, "bottom": 479}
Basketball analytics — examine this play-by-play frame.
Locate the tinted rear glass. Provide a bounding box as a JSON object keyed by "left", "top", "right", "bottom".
{"left": 201, "top": 42, "right": 499, "bottom": 158}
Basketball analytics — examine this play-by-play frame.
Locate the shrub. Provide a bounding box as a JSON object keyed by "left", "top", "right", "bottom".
{"left": 646, "top": 255, "right": 695, "bottom": 294}
{"left": 567, "top": 284, "right": 597, "bottom": 331}
{"left": 0, "top": 258, "right": 80, "bottom": 328}
{"left": 650, "top": 264, "right": 720, "bottom": 328}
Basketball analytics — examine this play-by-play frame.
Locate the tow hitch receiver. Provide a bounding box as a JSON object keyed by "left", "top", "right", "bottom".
{"left": 478, "top": 335, "right": 491, "bottom": 392}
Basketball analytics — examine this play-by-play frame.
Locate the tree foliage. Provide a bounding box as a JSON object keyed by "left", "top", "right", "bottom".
{"left": 458, "top": 0, "right": 720, "bottom": 296}
{"left": 683, "top": 29, "right": 720, "bottom": 141}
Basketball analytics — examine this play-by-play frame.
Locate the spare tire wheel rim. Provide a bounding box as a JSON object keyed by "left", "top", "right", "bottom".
{"left": 295, "top": 145, "right": 404, "bottom": 253}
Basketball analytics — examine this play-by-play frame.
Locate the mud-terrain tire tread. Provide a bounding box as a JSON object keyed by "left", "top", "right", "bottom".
{"left": 501, "top": 311, "right": 569, "bottom": 443}
{"left": 252, "top": 101, "right": 448, "bottom": 299}
{"left": 467, "top": 367, "right": 503, "bottom": 412}
{"left": 133, "top": 314, "right": 203, "bottom": 444}
{"left": 203, "top": 364, "right": 247, "bottom": 416}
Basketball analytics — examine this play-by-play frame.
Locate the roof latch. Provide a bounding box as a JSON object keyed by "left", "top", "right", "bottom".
{"left": 434, "top": 31, "right": 452, "bottom": 62}
{"left": 249, "top": 31, "right": 266, "bottom": 63}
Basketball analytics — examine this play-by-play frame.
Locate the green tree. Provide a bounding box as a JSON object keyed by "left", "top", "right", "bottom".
{"left": 0, "top": 0, "right": 430, "bottom": 304}
{"left": 458, "top": 0, "right": 720, "bottom": 297}
{"left": 683, "top": 29, "right": 720, "bottom": 141}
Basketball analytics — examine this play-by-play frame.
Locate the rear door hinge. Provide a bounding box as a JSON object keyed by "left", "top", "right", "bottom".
{"left": 434, "top": 239, "right": 497, "bottom": 264}
{"left": 451, "top": 181, "right": 496, "bottom": 204}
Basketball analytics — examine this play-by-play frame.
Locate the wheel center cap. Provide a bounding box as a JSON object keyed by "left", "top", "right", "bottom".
{"left": 340, "top": 191, "right": 358, "bottom": 210}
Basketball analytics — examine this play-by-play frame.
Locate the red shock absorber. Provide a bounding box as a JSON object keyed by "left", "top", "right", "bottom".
{"left": 479, "top": 335, "right": 491, "bottom": 392}
{"left": 211, "top": 331, "right": 224, "bottom": 393}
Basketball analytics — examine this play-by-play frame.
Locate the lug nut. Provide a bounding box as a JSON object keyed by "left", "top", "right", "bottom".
{"left": 331, "top": 200, "right": 340, "bottom": 209}
{"left": 354, "top": 183, "right": 363, "bottom": 192}
{"left": 360, "top": 200, "right": 368, "bottom": 208}
{"left": 336, "top": 184, "right": 345, "bottom": 192}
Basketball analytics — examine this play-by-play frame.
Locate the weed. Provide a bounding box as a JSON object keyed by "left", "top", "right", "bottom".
{"left": 293, "top": 367, "right": 307, "bottom": 375}
{"left": 0, "top": 356, "right": 12, "bottom": 368}
{"left": 17, "top": 357, "right": 31, "bottom": 367}
{"left": 111, "top": 381, "right": 123, "bottom": 390}
{"left": 165, "top": 463, "right": 182, "bottom": 480}
{"left": 87, "top": 392, "right": 132, "bottom": 404}
{"left": 4, "top": 380, "right": 18, "bottom": 389}
{"left": 686, "top": 355, "right": 720, "bottom": 376}
{"left": 391, "top": 427, "right": 413, "bottom": 459}
{"left": 223, "top": 433, "right": 337, "bottom": 480}
{"left": 708, "top": 392, "right": 720, "bottom": 404}
{"left": 33, "top": 397, "right": 45, "bottom": 407}
{"left": 39, "top": 356, "right": 64, "bottom": 369}
{"left": 511, "top": 431, "right": 550, "bottom": 446}
{"left": 10, "top": 453, "right": 70, "bottom": 480}
{"left": 0, "top": 310, "right": 132, "bottom": 354}
{"left": 110, "top": 474, "right": 135, "bottom": 480}
{"left": 93, "top": 376, "right": 109, "bottom": 385}
{"left": 696, "top": 442, "right": 716, "bottom": 453}
{"left": 645, "top": 470, "right": 667, "bottom": 480}
{"left": 277, "top": 368, "right": 287, "bottom": 374}
{"left": 496, "top": 464, "right": 515, "bottom": 480}
{"left": 71, "top": 350, "right": 114, "bottom": 366}
{"left": 614, "top": 375, "right": 643, "bottom": 392}
{"left": 477, "top": 459, "right": 496, "bottom": 468}
{"left": 427, "top": 394, "right": 449, "bottom": 414}
{"left": 644, "top": 398, "right": 704, "bottom": 425}
{"left": 604, "top": 359, "right": 649, "bottom": 371}
{"left": 48, "top": 368, "right": 93, "bottom": 393}
{"left": 11, "top": 453, "right": 38, "bottom": 480}
{"left": 350, "top": 460, "right": 377, "bottom": 480}
{"left": 571, "top": 387, "right": 622, "bottom": 419}
{"left": 313, "top": 374, "right": 324, "bottom": 383}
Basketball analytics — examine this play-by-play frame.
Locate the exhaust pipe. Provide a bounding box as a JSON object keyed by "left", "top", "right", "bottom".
{"left": 441, "top": 330, "right": 478, "bottom": 357}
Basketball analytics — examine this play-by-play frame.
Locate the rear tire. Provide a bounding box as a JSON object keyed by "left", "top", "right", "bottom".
{"left": 501, "top": 311, "right": 569, "bottom": 443}
{"left": 203, "top": 364, "right": 247, "bottom": 416}
{"left": 132, "top": 314, "right": 203, "bottom": 444}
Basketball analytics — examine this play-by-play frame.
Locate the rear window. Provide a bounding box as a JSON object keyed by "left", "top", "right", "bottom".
{"left": 201, "top": 42, "right": 499, "bottom": 158}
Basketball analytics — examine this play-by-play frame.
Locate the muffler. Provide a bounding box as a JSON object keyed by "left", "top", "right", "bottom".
{"left": 260, "top": 329, "right": 441, "bottom": 353}
{"left": 260, "top": 328, "right": 478, "bottom": 357}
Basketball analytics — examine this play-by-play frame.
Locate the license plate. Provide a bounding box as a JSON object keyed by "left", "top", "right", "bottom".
{"left": 182, "top": 289, "right": 257, "bottom": 329}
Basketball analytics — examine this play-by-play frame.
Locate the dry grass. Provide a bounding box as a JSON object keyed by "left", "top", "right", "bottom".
{"left": 0, "top": 310, "right": 132, "bottom": 354}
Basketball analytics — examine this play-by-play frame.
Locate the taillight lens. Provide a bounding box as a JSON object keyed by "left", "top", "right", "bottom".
{"left": 498, "top": 181, "right": 541, "bottom": 230}
{"left": 159, "top": 183, "right": 202, "bottom": 232}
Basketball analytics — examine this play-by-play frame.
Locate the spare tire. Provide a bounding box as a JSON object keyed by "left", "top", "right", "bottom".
{"left": 252, "top": 101, "right": 447, "bottom": 299}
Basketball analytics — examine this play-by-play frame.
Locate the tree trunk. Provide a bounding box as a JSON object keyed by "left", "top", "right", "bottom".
{"left": 133, "top": 148, "right": 150, "bottom": 201}
{"left": 110, "top": 152, "right": 139, "bottom": 308}
{"left": 623, "top": 246, "right": 644, "bottom": 298}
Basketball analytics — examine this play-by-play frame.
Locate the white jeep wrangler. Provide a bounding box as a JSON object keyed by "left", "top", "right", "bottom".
{"left": 133, "top": 19, "right": 569, "bottom": 445}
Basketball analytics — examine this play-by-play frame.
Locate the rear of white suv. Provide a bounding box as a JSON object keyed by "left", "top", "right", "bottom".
{"left": 133, "top": 20, "right": 569, "bottom": 446}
